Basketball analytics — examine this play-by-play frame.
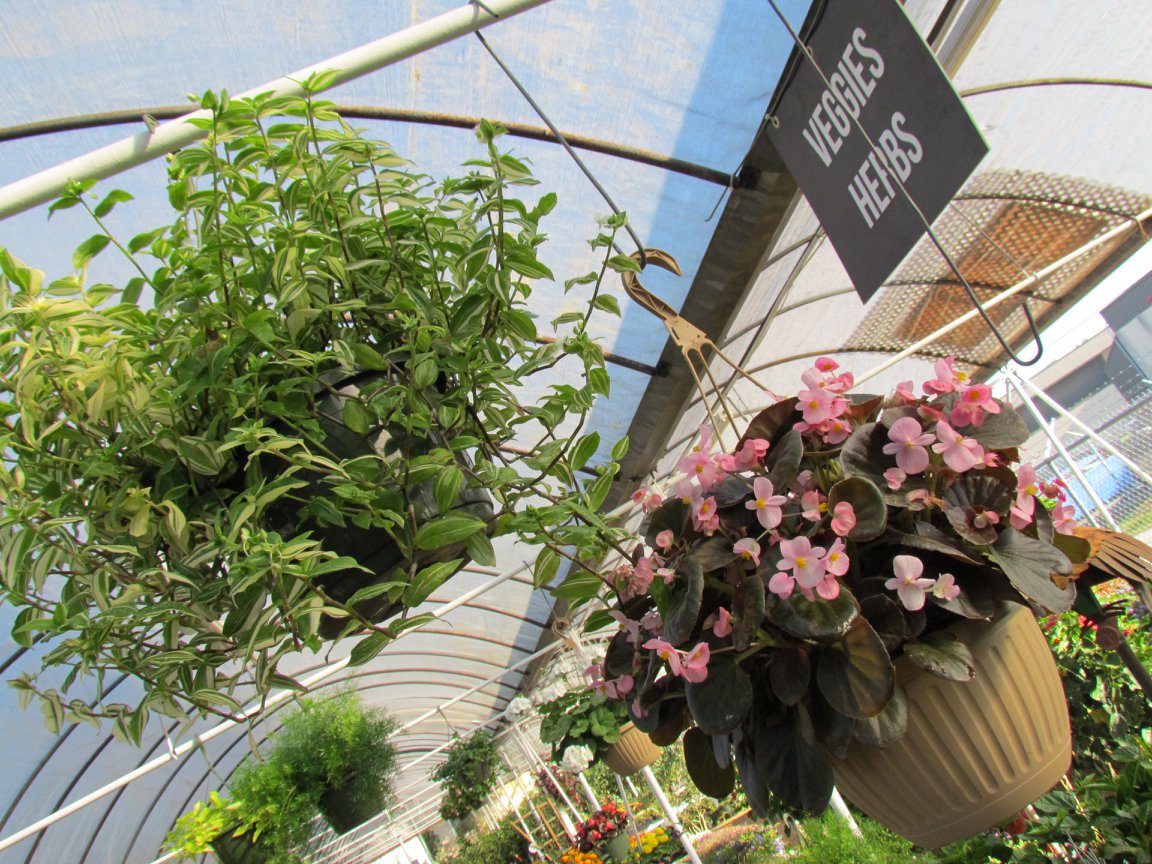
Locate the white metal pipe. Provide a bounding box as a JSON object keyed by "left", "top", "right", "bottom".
{"left": 576, "top": 772, "right": 600, "bottom": 809}
{"left": 639, "top": 765, "right": 704, "bottom": 864}
{"left": 0, "top": 0, "right": 553, "bottom": 220}
{"left": 513, "top": 727, "right": 585, "bottom": 823}
{"left": 828, "top": 787, "right": 863, "bottom": 838}
{"left": 1009, "top": 371, "right": 1152, "bottom": 488}
{"left": 854, "top": 208, "right": 1152, "bottom": 387}
{"left": 1008, "top": 376, "right": 1117, "bottom": 529}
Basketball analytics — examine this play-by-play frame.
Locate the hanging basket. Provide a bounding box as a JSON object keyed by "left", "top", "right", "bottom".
{"left": 833, "top": 602, "right": 1072, "bottom": 849}
{"left": 261, "top": 371, "right": 493, "bottom": 639}
{"left": 318, "top": 773, "right": 386, "bottom": 835}
{"left": 602, "top": 723, "right": 662, "bottom": 776}
{"left": 210, "top": 828, "right": 269, "bottom": 864}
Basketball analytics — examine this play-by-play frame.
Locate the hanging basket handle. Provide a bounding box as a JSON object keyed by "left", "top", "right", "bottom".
{"left": 620, "top": 248, "right": 683, "bottom": 322}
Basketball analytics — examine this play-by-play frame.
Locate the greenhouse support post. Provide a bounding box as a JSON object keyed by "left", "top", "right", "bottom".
{"left": 1007, "top": 376, "right": 1118, "bottom": 529}
{"left": 829, "top": 787, "right": 863, "bottom": 838}
{"left": 1008, "top": 371, "right": 1152, "bottom": 489}
{"left": 638, "top": 765, "right": 704, "bottom": 864}
{"left": 0, "top": 0, "right": 554, "bottom": 220}
{"left": 576, "top": 772, "right": 600, "bottom": 809}
{"left": 511, "top": 727, "right": 585, "bottom": 827}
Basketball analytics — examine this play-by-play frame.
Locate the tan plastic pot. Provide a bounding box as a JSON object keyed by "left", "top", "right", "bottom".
{"left": 834, "top": 602, "right": 1072, "bottom": 849}
{"left": 602, "top": 723, "right": 662, "bottom": 776}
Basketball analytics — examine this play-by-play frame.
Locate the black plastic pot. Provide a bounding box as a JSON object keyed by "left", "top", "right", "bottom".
{"left": 318, "top": 772, "right": 385, "bottom": 834}
{"left": 211, "top": 828, "right": 268, "bottom": 864}
{"left": 265, "top": 370, "right": 493, "bottom": 639}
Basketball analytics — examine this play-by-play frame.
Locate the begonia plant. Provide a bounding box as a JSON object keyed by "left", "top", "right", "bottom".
{"left": 586, "top": 356, "right": 1089, "bottom": 813}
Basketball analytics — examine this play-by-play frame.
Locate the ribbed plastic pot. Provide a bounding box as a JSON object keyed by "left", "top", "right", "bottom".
{"left": 602, "top": 723, "right": 662, "bottom": 776}
{"left": 833, "top": 602, "right": 1072, "bottom": 849}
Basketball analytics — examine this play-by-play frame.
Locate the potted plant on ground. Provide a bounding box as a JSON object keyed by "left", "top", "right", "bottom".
{"left": 433, "top": 730, "right": 502, "bottom": 821}
{"left": 267, "top": 689, "right": 399, "bottom": 833}
{"left": 587, "top": 356, "right": 1092, "bottom": 847}
{"left": 0, "top": 80, "right": 630, "bottom": 737}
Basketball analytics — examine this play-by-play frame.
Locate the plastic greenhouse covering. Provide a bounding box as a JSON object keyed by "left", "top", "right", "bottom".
{"left": 1, "top": 1, "right": 1151, "bottom": 862}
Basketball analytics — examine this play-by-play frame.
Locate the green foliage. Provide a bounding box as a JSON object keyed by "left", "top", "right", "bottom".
{"left": 790, "top": 812, "right": 937, "bottom": 864}
{"left": 439, "top": 817, "right": 529, "bottom": 864}
{"left": 696, "top": 822, "right": 781, "bottom": 864}
{"left": 269, "top": 689, "right": 399, "bottom": 817}
{"left": 0, "top": 90, "right": 630, "bottom": 736}
{"left": 432, "top": 731, "right": 502, "bottom": 821}
{"left": 537, "top": 686, "right": 630, "bottom": 761}
{"left": 166, "top": 691, "right": 398, "bottom": 861}
{"left": 1043, "top": 608, "right": 1152, "bottom": 777}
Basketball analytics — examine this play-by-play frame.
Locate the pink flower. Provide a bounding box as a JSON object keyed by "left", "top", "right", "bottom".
{"left": 608, "top": 610, "right": 643, "bottom": 646}
{"left": 824, "top": 538, "right": 849, "bottom": 576}
{"left": 681, "top": 643, "right": 711, "bottom": 683}
{"left": 932, "top": 421, "right": 985, "bottom": 472}
{"left": 814, "top": 573, "right": 841, "bottom": 600}
{"left": 932, "top": 572, "right": 961, "bottom": 601}
{"left": 613, "top": 674, "right": 635, "bottom": 697}
{"left": 719, "top": 438, "right": 770, "bottom": 472}
{"left": 923, "top": 355, "right": 964, "bottom": 395}
{"left": 643, "top": 639, "right": 682, "bottom": 676}
{"left": 655, "top": 566, "right": 676, "bottom": 585}
{"left": 640, "top": 609, "right": 663, "bottom": 633}
{"left": 831, "top": 501, "right": 856, "bottom": 537}
{"left": 1052, "top": 502, "right": 1077, "bottom": 534}
{"left": 884, "top": 467, "right": 906, "bottom": 490}
{"left": 673, "top": 478, "right": 700, "bottom": 505}
{"left": 798, "top": 386, "right": 836, "bottom": 425}
{"left": 814, "top": 356, "right": 839, "bottom": 373}
{"left": 655, "top": 529, "right": 675, "bottom": 551}
{"left": 823, "top": 416, "right": 852, "bottom": 445}
{"left": 883, "top": 416, "right": 935, "bottom": 474}
{"left": 884, "top": 554, "right": 936, "bottom": 611}
{"left": 892, "top": 380, "right": 917, "bottom": 404}
{"left": 1016, "top": 464, "right": 1040, "bottom": 498}
{"left": 746, "top": 476, "right": 787, "bottom": 530}
{"left": 1009, "top": 495, "right": 1035, "bottom": 530}
{"left": 950, "top": 384, "right": 1001, "bottom": 428}
{"left": 801, "top": 489, "right": 824, "bottom": 522}
{"left": 711, "top": 607, "right": 733, "bottom": 638}
{"left": 679, "top": 449, "right": 721, "bottom": 490}
{"left": 779, "top": 536, "right": 826, "bottom": 588}
{"left": 692, "top": 495, "right": 719, "bottom": 533}
{"left": 768, "top": 571, "right": 796, "bottom": 599}
{"left": 733, "top": 537, "right": 761, "bottom": 566}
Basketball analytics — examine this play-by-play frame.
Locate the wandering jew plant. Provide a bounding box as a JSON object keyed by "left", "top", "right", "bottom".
{"left": 0, "top": 78, "right": 631, "bottom": 741}
{"left": 585, "top": 356, "right": 1089, "bottom": 812}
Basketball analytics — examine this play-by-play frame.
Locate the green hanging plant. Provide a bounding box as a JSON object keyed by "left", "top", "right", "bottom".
{"left": 433, "top": 730, "right": 502, "bottom": 821}
{"left": 0, "top": 77, "right": 635, "bottom": 739}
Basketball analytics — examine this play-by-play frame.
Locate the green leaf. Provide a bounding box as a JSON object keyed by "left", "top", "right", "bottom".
{"left": 683, "top": 727, "right": 735, "bottom": 799}
{"left": 94, "top": 189, "right": 134, "bottom": 218}
{"left": 769, "top": 649, "right": 811, "bottom": 706}
{"left": 731, "top": 573, "right": 765, "bottom": 652}
{"left": 766, "top": 429, "right": 803, "bottom": 491}
{"left": 591, "top": 294, "right": 622, "bottom": 316}
{"left": 533, "top": 547, "right": 562, "bottom": 588}
{"left": 828, "top": 476, "right": 887, "bottom": 541}
{"left": 402, "top": 558, "right": 465, "bottom": 607}
{"left": 610, "top": 436, "right": 630, "bottom": 461}
{"left": 684, "top": 657, "right": 753, "bottom": 735}
{"left": 551, "top": 568, "right": 603, "bottom": 606}
{"left": 987, "top": 527, "right": 1075, "bottom": 613}
{"left": 569, "top": 432, "right": 600, "bottom": 471}
{"left": 767, "top": 589, "right": 858, "bottom": 641}
{"left": 72, "top": 234, "right": 111, "bottom": 271}
{"left": 349, "top": 632, "right": 392, "bottom": 666}
{"left": 852, "top": 684, "right": 909, "bottom": 747}
{"left": 346, "top": 579, "right": 408, "bottom": 606}
{"left": 413, "top": 515, "right": 485, "bottom": 551}
{"left": 753, "top": 706, "right": 834, "bottom": 812}
{"left": 341, "top": 398, "right": 371, "bottom": 435}
{"left": 505, "top": 250, "right": 553, "bottom": 280}
{"left": 433, "top": 466, "right": 464, "bottom": 514}
{"left": 464, "top": 531, "right": 496, "bottom": 567}
{"left": 903, "top": 630, "right": 975, "bottom": 681}
{"left": 814, "top": 618, "right": 894, "bottom": 719}
{"left": 663, "top": 557, "right": 705, "bottom": 644}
